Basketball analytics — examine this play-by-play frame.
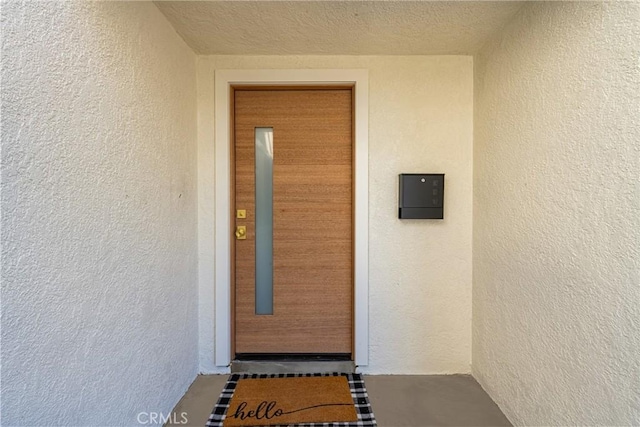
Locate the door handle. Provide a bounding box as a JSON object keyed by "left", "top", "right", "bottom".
{"left": 235, "top": 225, "right": 247, "bottom": 240}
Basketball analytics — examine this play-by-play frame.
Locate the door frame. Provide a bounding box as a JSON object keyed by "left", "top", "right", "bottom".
{"left": 213, "top": 69, "right": 369, "bottom": 367}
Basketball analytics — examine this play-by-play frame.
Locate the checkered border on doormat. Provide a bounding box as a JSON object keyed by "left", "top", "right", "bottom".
{"left": 205, "top": 373, "right": 377, "bottom": 427}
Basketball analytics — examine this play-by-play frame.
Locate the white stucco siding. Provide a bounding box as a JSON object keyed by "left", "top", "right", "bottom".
{"left": 1, "top": 2, "right": 199, "bottom": 425}
{"left": 473, "top": 2, "right": 640, "bottom": 425}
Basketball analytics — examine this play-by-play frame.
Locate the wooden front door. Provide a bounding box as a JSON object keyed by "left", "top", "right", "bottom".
{"left": 233, "top": 88, "right": 353, "bottom": 356}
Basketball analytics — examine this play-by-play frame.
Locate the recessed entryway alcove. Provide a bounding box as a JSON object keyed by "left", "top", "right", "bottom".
{"left": 3, "top": 2, "right": 638, "bottom": 426}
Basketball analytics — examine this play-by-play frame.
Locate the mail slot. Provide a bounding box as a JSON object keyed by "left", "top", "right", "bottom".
{"left": 398, "top": 173, "right": 444, "bottom": 219}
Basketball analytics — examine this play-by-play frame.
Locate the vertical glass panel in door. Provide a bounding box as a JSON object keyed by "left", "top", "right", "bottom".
{"left": 254, "top": 127, "right": 273, "bottom": 315}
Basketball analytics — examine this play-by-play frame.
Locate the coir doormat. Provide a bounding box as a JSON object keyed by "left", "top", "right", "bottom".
{"left": 206, "top": 373, "right": 377, "bottom": 427}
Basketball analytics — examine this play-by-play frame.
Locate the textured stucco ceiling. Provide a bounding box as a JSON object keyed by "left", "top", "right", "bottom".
{"left": 154, "top": 1, "right": 525, "bottom": 55}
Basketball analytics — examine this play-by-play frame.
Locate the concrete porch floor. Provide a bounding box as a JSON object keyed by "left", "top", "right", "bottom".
{"left": 168, "top": 374, "right": 511, "bottom": 426}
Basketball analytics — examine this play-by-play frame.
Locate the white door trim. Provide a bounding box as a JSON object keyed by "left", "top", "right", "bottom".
{"left": 213, "top": 69, "right": 369, "bottom": 367}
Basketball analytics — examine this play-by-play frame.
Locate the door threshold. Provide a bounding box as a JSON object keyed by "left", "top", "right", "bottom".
{"left": 235, "top": 353, "right": 351, "bottom": 361}
{"left": 231, "top": 359, "right": 356, "bottom": 374}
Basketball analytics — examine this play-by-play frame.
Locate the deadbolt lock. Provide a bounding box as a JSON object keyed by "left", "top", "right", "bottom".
{"left": 236, "top": 209, "right": 246, "bottom": 219}
{"left": 235, "top": 225, "right": 247, "bottom": 240}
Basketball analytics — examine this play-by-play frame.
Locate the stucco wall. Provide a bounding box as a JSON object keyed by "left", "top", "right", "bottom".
{"left": 1, "top": 2, "right": 198, "bottom": 425}
{"left": 473, "top": 2, "right": 640, "bottom": 425}
{"left": 198, "top": 56, "right": 474, "bottom": 374}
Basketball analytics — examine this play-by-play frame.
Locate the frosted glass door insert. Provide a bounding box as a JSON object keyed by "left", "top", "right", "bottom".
{"left": 254, "top": 127, "right": 273, "bottom": 315}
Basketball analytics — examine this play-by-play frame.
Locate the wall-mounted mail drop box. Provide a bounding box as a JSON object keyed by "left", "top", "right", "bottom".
{"left": 399, "top": 173, "right": 444, "bottom": 219}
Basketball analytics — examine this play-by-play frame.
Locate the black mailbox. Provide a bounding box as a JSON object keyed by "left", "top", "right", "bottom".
{"left": 399, "top": 174, "right": 444, "bottom": 219}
